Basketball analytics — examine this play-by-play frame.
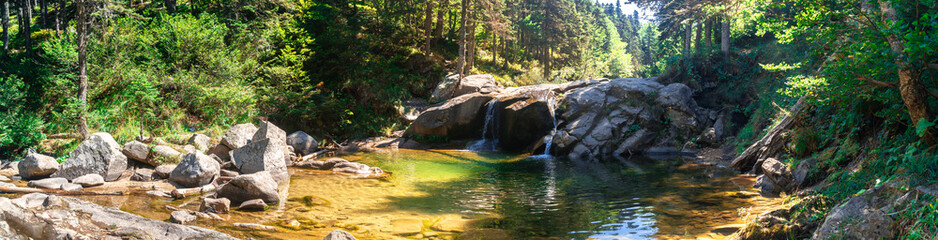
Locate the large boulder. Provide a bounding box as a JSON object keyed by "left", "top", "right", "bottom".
{"left": 405, "top": 93, "right": 495, "bottom": 139}
{"left": 252, "top": 121, "right": 287, "bottom": 146}
{"left": 286, "top": 131, "right": 319, "bottom": 155}
{"left": 494, "top": 93, "right": 556, "bottom": 152}
{"left": 169, "top": 152, "right": 221, "bottom": 188}
{"left": 221, "top": 123, "right": 258, "bottom": 150}
{"left": 215, "top": 171, "right": 280, "bottom": 204}
{"left": 51, "top": 133, "right": 128, "bottom": 181}
{"left": 19, "top": 149, "right": 60, "bottom": 180}
{"left": 812, "top": 185, "right": 900, "bottom": 240}
{"left": 121, "top": 141, "right": 150, "bottom": 162}
{"left": 429, "top": 74, "right": 501, "bottom": 103}
{"left": 551, "top": 78, "right": 708, "bottom": 160}
{"left": 230, "top": 139, "right": 289, "bottom": 182}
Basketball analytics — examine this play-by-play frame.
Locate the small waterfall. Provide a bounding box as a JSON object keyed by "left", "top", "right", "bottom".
{"left": 542, "top": 95, "right": 558, "bottom": 155}
{"left": 467, "top": 100, "right": 499, "bottom": 151}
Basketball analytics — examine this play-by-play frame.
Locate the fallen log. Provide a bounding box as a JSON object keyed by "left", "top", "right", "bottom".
{"left": 0, "top": 186, "right": 124, "bottom": 196}
{"left": 731, "top": 96, "right": 809, "bottom": 172}
{"left": 170, "top": 184, "right": 217, "bottom": 199}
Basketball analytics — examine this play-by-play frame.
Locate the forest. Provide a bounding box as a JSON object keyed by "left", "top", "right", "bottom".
{"left": 0, "top": 0, "right": 936, "bottom": 239}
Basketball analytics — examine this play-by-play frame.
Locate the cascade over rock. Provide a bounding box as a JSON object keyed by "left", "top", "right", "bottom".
{"left": 406, "top": 77, "right": 715, "bottom": 159}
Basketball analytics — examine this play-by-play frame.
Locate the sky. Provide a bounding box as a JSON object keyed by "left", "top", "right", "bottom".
{"left": 593, "top": 0, "right": 656, "bottom": 22}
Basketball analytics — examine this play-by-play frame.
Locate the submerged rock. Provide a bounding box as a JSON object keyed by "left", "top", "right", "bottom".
{"left": 216, "top": 171, "right": 280, "bottom": 204}
{"left": 200, "top": 198, "right": 231, "bottom": 214}
{"left": 324, "top": 229, "right": 358, "bottom": 240}
{"left": 52, "top": 132, "right": 128, "bottom": 181}
{"left": 237, "top": 199, "right": 267, "bottom": 211}
{"left": 19, "top": 149, "right": 59, "bottom": 180}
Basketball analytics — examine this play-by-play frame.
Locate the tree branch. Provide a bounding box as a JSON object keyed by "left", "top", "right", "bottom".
{"left": 929, "top": 63, "right": 938, "bottom": 71}
{"left": 853, "top": 72, "right": 938, "bottom": 98}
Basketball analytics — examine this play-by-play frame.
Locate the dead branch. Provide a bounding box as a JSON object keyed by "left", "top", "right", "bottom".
{"left": 853, "top": 72, "right": 938, "bottom": 98}
{"left": 0, "top": 186, "right": 123, "bottom": 195}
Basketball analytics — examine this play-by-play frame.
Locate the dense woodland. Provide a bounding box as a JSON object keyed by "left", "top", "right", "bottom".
{"left": 0, "top": 0, "right": 936, "bottom": 237}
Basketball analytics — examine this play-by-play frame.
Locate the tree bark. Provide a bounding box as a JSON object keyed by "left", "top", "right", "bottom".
{"left": 455, "top": 0, "right": 469, "bottom": 94}
{"left": 721, "top": 17, "right": 730, "bottom": 55}
{"left": 20, "top": 0, "right": 31, "bottom": 55}
{"left": 165, "top": 0, "right": 175, "bottom": 14}
{"left": 879, "top": 1, "right": 934, "bottom": 145}
{"left": 423, "top": 0, "right": 433, "bottom": 57}
{"left": 705, "top": 18, "right": 712, "bottom": 49}
{"left": 2, "top": 0, "right": 8, "bottom": 52}
{"left": 492, "top": 32, "right": 497, "bottom": 67}
{"left": 467, "top": 21, "right": 476, "bottom": 72}
{"left": 684, "top": 22, "right": 691, "bottom": 56}
{"left": 432, "top": 7, "right": 444, "bottom": 45}
{"left": 39, "top": 0, "right": 45, "bottom": 28}
{"left": 76, "top": 0, "right": 90, "bottom": 139}
{"left": 695, "top": 21, "right": 702, "bottom": 52}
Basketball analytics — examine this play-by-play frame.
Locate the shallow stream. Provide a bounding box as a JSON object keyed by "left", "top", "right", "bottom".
{"left": 76, "top": 149, "right": 777, "bottom": 239}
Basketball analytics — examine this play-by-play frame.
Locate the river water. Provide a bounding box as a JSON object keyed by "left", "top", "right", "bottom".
{"left": 75, "top": 149, "right": 777, "bottom": 239}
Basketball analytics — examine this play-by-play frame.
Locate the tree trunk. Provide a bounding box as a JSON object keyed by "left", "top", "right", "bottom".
{"left": 455, "top": 0, "right": 469, "bottom": 93}
{"left": 165, "top": 0, "right": 175, "bottom": 14}
{"left": 695, "top": 21, "right": 702, "bottom": 52}
{"left": 683, "top": 22, "right": 691, "bottom": 56}
{"left": 879, "top": 1, "right": 935, "bottom": 145}
{"left": 54, "top": 0, "right": 59, "bottom": 35}
{"left": 423, "top": 0, "right": 433, "bottom": 57}
{"left": 721, "top": 18, "right": 730, "bottom": 55}
{"left": 705, "top": 18, "right": 712, "bottom": 49}
{"left": 432, "top": 6, "right": 444, "bottom": 45}
{"left": 2, "top": 0, "right": 8, "bottom": 52}
{"left": 492, "top": 33, "right": 497, "bottom": 67}
{"left": 467, "top": 21, "right": 476, "bottom": 72}
{"left": 76, "top": 0, "right": 89, "bottom": 139}
{"left": 39, "top": 0, "right": 45, "bottom": 28}
{"left": 20, "top": 0, "right": 31, "bottom": 55}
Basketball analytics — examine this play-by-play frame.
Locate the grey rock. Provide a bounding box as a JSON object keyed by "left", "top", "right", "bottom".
{"left": 131, "top": 168, "right": 154, "bottom": 181}
{"left": 154, "top": 164, "right": 176, "bottom": 179}
{"left": 221, "top": 123, "right": 258, "bottom": 149}
{"left": 794, "top": 158, "right": 819, "bottom": 188}
{"left": 71, "top": 174, "right": 105, "bottom": 187}
{"left": 237, "top": 199, "right": 267, "bottom": 211}
{"left": 0, "top": 194, "right": 235, "bottom": 239}
{"left": 0, "top": 182, "right": 16, "bottom": 188}
{"left": 220, "top": 169, "right": 239, "bottom": 177}
{"left": 453, "top": 74, "right": 501, "bottom": 97}
{"left": 151, "top": 145, "right": 183, "bottom": 166}
{"left": 199, "top": 198, "right": 231, "bottom": 214}
{"left": 758, "top": 158, "right": 796, "bottom": 196}
{"left": 333, "top": 162, "right": 384, "bottom": 175}
{"left": 230, "top": 139, "right": 289, "bottom": 182}
{"left": 233, "top": 222, "right": 276, "bottom": 231}
{"left": 324, "top": 229, "right": 358, "bottom": 240}
{"left": 27, "top": 178, "right": 69, "bottom": 189}
{"left": 187, "top": 134, "right": 211, "bottom": 151}
{"left": 169, "top": 210, "right": 196, "bottom": 224}
{"left": 405, "top": 93, "right": 496, "bottom": 139}
{"left": 170, "top": 152, "right": 220, "bottom": 188}
{"left": 286, "top": 131, "right": 319, "bottom": 155}
{"left": 183, "top": 145, "right": 197, "bottom": 154}
{"left": 252, "top": 121, "right": 287, "bottom": 146}
{"left": 60, "top": 183, "right": 83, "bottom": 191}
{"left": 122, "top": 140, "right": 150, "bottom": 162}
{"left": 216, "top": 171, "right": 280, "bottom": 204}
{"left": 207, "top": 143, "right": 232, "bottom": 161}
{"left": 812, "top": 186, "right": 897, "bottom": 240}
{"left": 51, "top": 132, "right": 128, "bottom": 181}
{"left": 19, "top": 149, "right": 60, "bottom": 180}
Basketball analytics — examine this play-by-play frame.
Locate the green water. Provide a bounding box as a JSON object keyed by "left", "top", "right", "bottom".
{"left": 332, "top": 149, "right": 759, "bottom": 239}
